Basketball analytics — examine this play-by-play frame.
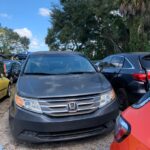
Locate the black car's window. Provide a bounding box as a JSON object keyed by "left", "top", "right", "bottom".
{"left": 24, "top": 55, "right": 96, "bottom": 75}
{"left": 14, "top": 63, "right": 21, "bottom": 72}
{"left": 103, "top": 56, "right": 112, "bottom": 63}
{"left": 98, "top": 56, "right": 112, "bottom": 68}
{"left": 140, "top": 55, "right": 150, "bottom": 70}
{"left": 110, "top": 56, "right": 124, "bottom": 68}
{"left": 123, "top": 58, "right": 132, "bottom": 69}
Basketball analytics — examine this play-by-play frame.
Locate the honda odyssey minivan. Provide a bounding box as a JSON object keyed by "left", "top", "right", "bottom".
{"left": 9, "top": 51, "right": 119, "bottom": 143}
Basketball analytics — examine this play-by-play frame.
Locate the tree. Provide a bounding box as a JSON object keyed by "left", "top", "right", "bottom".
{"left": 0, "top": 26, "right": 30, "bottom": 54}
{"left": 119, "top": 0, "right": 150, "bottom": 51}
{"left": 46, "top": 0, "right": 150, "bottom": 59}
{"left": 46, "top": 0, "right": 129, "bottom": 59}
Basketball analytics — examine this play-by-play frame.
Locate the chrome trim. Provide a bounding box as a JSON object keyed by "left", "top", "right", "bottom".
{"left": 39, "top": 95, "right": 100, "bottom": 117}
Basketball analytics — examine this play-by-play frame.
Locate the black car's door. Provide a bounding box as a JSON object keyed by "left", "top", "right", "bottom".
{"left": 139, "top": 54, "right": 150, "bottom": 90}
{"left": 12, "top": 62, "right": 21, "bottom": 77}
{"left": 102, "top": 56, "right": 124, "bottom": 83}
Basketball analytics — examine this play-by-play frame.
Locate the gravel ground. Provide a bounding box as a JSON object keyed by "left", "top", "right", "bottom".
{"left": 0, "top": 87, "right": 113, "bottom": 150}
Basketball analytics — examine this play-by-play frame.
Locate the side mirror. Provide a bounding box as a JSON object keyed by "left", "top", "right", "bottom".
{"left": 94, "top": 65, "right": 102, "bottom": 72}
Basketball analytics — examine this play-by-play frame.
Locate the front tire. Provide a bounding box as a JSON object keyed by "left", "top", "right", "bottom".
{"left": 116, "top": 88, "right": 129, "bottom": 110}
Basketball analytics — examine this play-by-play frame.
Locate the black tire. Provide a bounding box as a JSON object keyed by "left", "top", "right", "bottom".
{"left": 6, "top": 84, "right": 11, "bottom": 97}
{"left": 116, "top": 88, "right": 129, "bottom": 110}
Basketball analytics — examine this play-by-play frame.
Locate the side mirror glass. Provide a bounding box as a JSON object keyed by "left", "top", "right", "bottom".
{"left": 95, "top": 65, "right": 102, "bottom": 72}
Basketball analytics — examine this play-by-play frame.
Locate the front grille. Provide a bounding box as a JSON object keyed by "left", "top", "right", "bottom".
{"left": 39, "top": 94, "right": 100, "bottom": 117}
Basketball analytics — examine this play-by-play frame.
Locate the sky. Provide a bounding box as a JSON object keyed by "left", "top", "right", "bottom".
{"left": 0, "top": 0, "right": 60, "bottom": 52}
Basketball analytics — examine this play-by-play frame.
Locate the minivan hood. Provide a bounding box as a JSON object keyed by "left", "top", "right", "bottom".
{"left": 17, "top": 73, "right": 111, "bottom": 98}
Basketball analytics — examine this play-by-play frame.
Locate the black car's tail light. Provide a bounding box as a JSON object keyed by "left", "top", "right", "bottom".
{"left": 132, "top": 73, "right": 147, "bottom": 82}
{"left": 114, "top": 115, "right": 131, "bottom": 142}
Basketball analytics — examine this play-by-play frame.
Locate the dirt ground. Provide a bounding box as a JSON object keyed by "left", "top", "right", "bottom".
{"left": 0, "top": 87, "right": 113, "bottom": 150}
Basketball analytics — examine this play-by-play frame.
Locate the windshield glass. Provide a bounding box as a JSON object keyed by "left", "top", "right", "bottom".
{"left": 24, "top": 54, "right": 96, "bottom": 75}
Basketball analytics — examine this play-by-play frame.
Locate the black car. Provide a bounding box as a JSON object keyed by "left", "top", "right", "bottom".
{"left": 3, "top": 60, "right": 21, "bottom": 84}
{"left": 9, "top": 51, "right": 119, "bottom": 143}
{"left": 97, "top": 52, "right": 150, "bottom": 109}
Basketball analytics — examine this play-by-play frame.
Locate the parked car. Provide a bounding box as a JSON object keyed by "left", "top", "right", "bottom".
{"left": 3, "top": 60, "right": 21, "bottom": 84}
{"left": 111, "top": 91, "right": 150, "bottom": 150}
{"left": 96, "top": 52, "right": 150, "bottom": 109}
{"left": 9, "top": 51, "right": 119, "bottom": 143}
{"left": 0, "top": 61, "right": 10, "bottom": 99}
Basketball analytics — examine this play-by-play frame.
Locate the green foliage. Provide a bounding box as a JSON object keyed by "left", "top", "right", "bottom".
{"left": 120, "top": 0, "right": 150, "bottom": 52}
{"left": 0, "top": 26, "right": 30, "bottom": 54}
{"left": 46, "top": 0, "right": 150, "bottom": 59}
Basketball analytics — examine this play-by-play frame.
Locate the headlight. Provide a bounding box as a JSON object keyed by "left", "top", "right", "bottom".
{"left": 99, "top": 89, "right": 116, "bottom": 108}
{"left": 15, "top": 95, "right": 42, "bottom": 113}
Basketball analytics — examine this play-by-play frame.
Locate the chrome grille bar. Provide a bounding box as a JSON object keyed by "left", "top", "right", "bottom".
{"left": 39, "top": 94, "right": 100, "bottom": 117}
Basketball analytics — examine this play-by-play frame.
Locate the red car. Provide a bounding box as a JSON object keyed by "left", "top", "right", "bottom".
{"left": 111, "top": 92, "right": 150, "bottom": 150}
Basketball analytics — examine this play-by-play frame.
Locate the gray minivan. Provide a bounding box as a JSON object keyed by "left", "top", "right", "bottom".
{"left": 9, "top": 51, "right": 119, "bottom": 143}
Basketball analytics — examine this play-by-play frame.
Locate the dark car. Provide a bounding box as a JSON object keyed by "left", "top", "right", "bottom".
{"left": 97, "top": 52, "right": 150, "bottom": 109}
{"left": 3, "top": 60, "right": 21, "bottom": 84}
{"left": 9, "top": 51, "right": 119, "bottom": 143}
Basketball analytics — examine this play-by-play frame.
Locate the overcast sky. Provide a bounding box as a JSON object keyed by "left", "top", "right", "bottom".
{"left": 0, "top": 0, "right": 60, "bottom": 52}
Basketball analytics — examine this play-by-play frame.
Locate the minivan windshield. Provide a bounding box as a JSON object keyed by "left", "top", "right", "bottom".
{"left": 24, "top": 54, "right": 96, "bottom": 75}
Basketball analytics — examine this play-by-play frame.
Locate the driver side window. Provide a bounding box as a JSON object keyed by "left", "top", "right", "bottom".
{"left": 99, "top": 56, "right": 112, "bottom": 68}
{"left": 110, "top": 56, "right": 124, "bottom": 68}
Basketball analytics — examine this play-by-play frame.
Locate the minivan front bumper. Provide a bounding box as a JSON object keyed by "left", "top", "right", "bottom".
{"left": 9, "top": 100, "right": 119, "bottom": 143}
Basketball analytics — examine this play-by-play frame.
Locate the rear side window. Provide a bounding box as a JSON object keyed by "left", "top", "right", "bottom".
{"left": 110, "top": 56, "right": 124, "bottom": 68}
{"left": 123, "top": 59, "right": 133, "bottom": 69}
{"left": 103, "top": 56, "right": 112, "bottom": 62}
{"left": 140, "top": 55, "right": 150, "bottom": 70}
